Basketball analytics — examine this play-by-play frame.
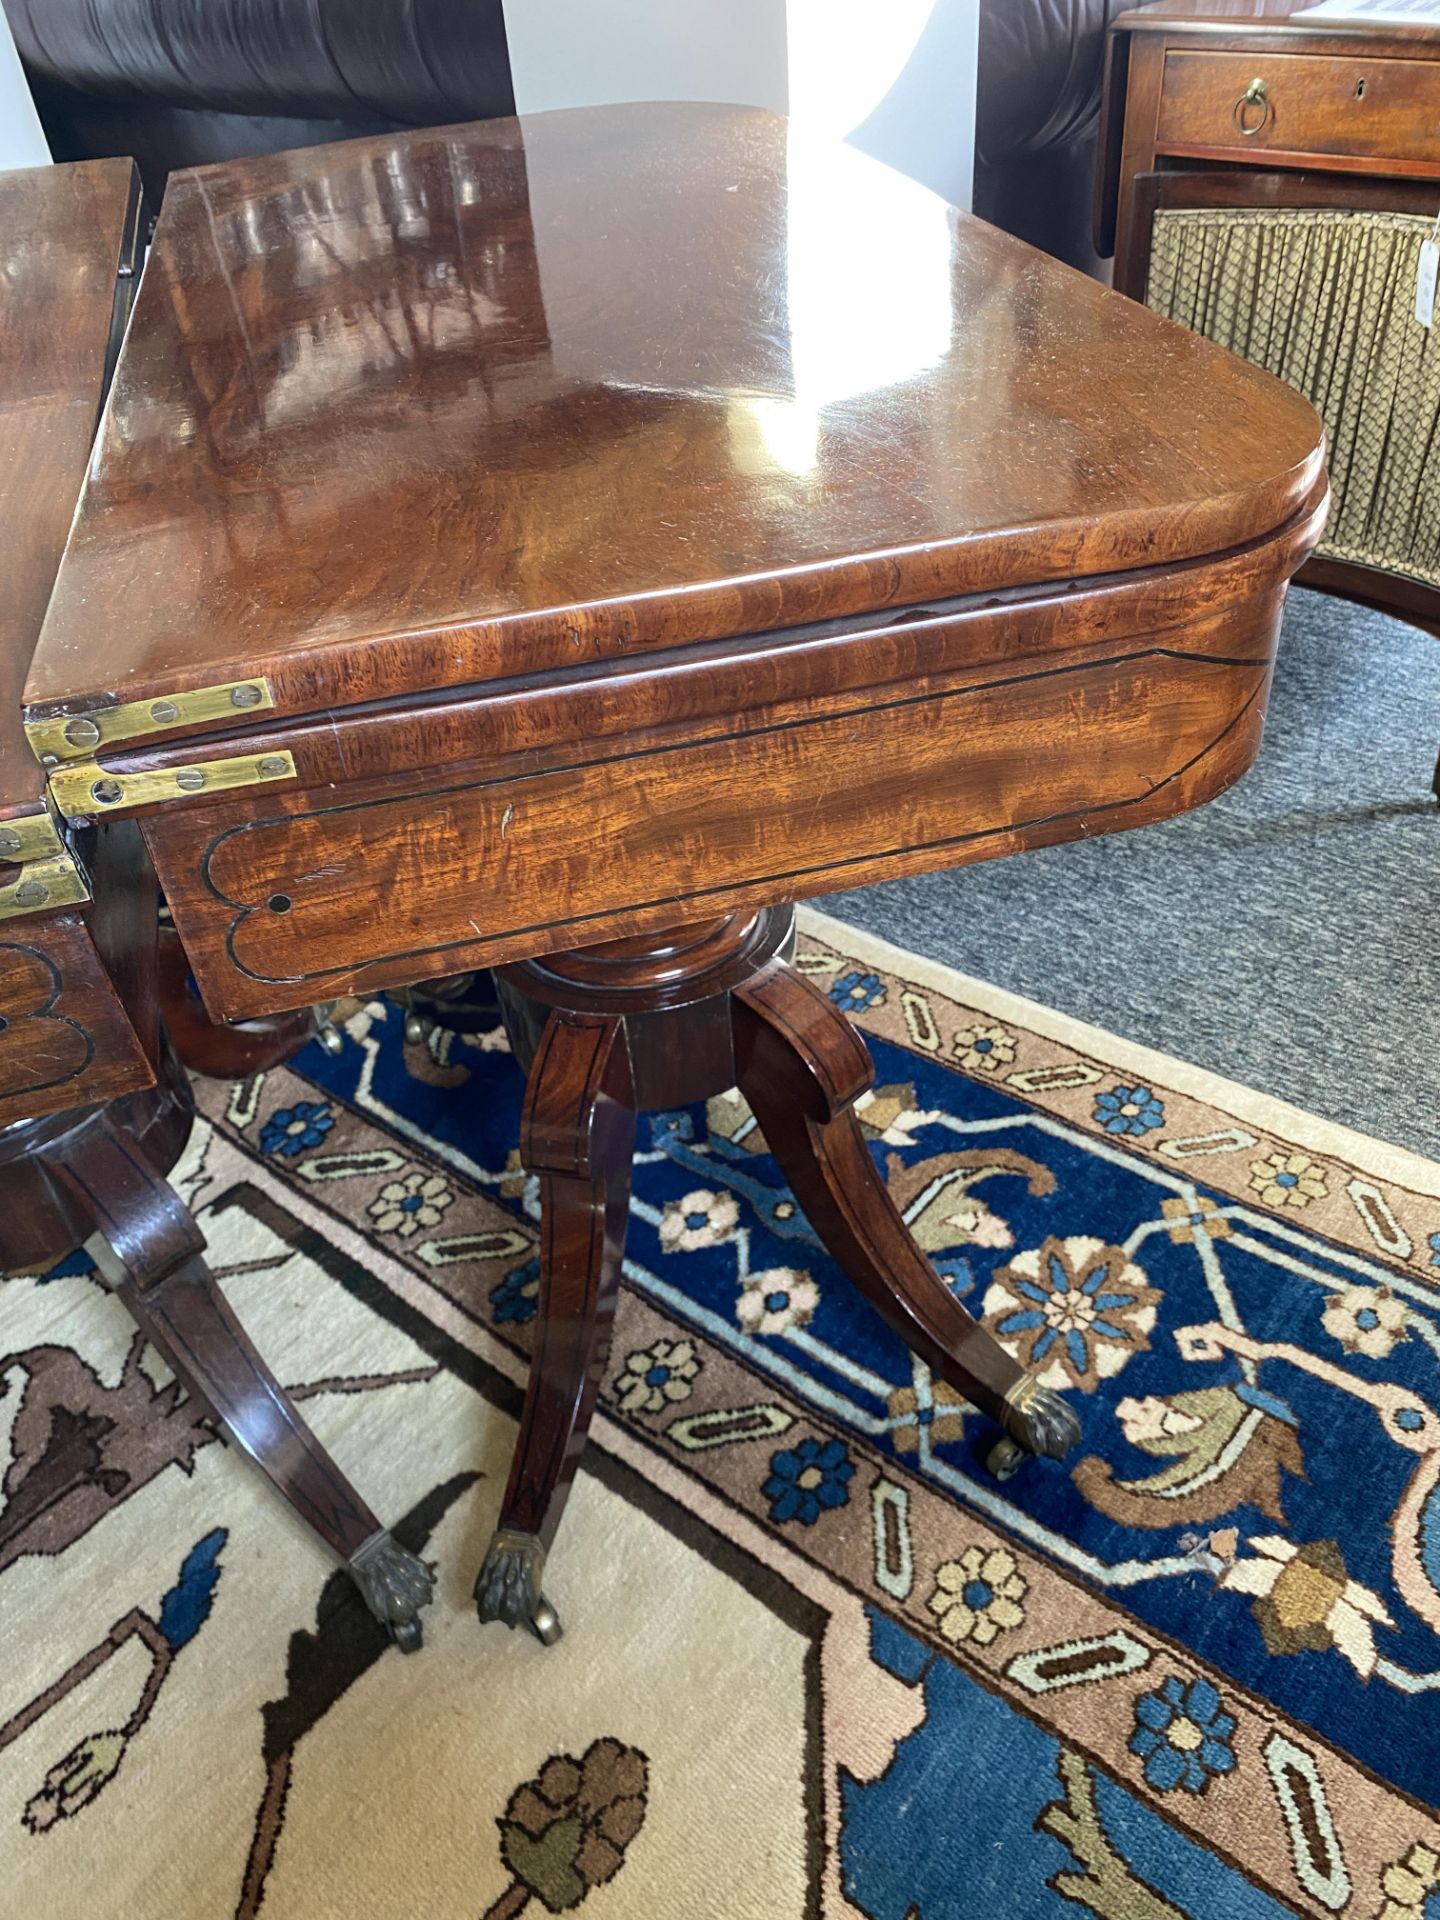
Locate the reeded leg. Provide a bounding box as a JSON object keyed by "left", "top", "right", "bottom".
{"left": 733, "top": 961, "right": 1080, "bottom": 1472}
{"left": 52, "top": 1118, "right": 434, "bottom": 1650}
{"left": 475, "top": 1012, "right": 636, "bottom": 1644}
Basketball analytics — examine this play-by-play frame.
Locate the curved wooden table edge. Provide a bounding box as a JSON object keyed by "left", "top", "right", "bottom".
{"left": 140, "top": 472, "right": 1331, "bottom": 1025}
{"left": 21, "top": 447, "right": 1330, "bottom": 743}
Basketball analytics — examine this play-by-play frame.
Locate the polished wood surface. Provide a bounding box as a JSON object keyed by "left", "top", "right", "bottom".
{"left": 493, "top": 1017, "right": 634, "bottom": 1533}
{"left": 27, "top": 104, "right": 1324, "bottom": 738}
{"left": 0, "top": 161, "right": 152, "bottom": 1122}
{"left": 1157, "top": 47, "right": 1440, "bottom": 170}
{"left": 14, "top": 110, "right": 1330, "bottom": 1645}
{"left": 139, "top": 484, "right": 1324, "bottom": 1021}
{"left": 0, "top": 912, "right": 152, "bottom": 1117}
{"left": 0, "top": 164, "right": 431, "bottom": 1643}
{"left": 1107, "top": 2, "right": 1440, "bottom": 261}
{"left": 1118, "top": 0, "right": 1440, "bottom": 39}
{"left": 1101, "top": 3, "right": 1440, "bottom": 647}
{"left": 478, "top": 914, "right": 1077, "bottom": 1640}
{"left": 0, "top": 159, "right": 138, "bottom": 822}
{"left": 1, "top": 1048, "right": 433, "bottom": 1648}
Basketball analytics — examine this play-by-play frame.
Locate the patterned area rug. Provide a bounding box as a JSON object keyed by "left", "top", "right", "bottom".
{"left": 4, "top": 907, "right": 1440, "bottom": 1918}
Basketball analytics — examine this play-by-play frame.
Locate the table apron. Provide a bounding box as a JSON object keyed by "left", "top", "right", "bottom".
{"left": 147, "top": 578, "right": 1293, "bottom": 1023}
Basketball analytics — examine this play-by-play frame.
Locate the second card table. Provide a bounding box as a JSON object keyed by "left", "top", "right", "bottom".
{"left": 0, "top": 159, "right": 435, "bottom": 1650}
{"left": 26, "top": 103, "right": 1327, "bottom": 1641}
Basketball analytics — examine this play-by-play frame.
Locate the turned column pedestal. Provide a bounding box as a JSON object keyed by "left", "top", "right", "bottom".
{"left": 475, "top": 907, "right": 1081, "bottom": 1643}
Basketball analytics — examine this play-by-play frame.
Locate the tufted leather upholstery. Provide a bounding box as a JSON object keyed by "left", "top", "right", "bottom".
{"left": 6, "top": 0, "right": 1115, "bottom": 266}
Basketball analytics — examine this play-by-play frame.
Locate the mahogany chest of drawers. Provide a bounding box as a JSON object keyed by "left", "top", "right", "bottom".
{"left": 1100, "top": 1, "right": 1440, "bottom": 646}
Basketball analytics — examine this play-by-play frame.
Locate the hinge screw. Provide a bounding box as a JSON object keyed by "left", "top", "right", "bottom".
{"left": 90, "top": 778, "right": 124, "bottom": 806}
{"left": 257, "top": 755, "right": 289, "bottom": 777}
{"left": 13, "top": 879, "right": 49, "bottom": 907}
{"left": 230, "top": 685, "right": 263, "bottom": 709}
{"left": 150, "top": 699, "right": 180, "bottom": 724}
{"left": 64, "top": 717, "right": 101, "bottom": 750}
{"left": 175, "top": 769, "right": 207, "bottom": 792}
{"left": 0, "top": 829, "right": 21, "bottom": 857}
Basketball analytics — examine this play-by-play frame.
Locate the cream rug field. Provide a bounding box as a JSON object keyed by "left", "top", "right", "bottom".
{"left": 3, "top": 908, "right": 1438, "bottom": 1918}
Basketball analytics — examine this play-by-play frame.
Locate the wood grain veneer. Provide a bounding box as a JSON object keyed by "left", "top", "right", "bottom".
{"left": 26, "top": 105, "right": 1323, "bottom": 745}
{"left": 0, "top": 159, "right": 138, "bottom": 826}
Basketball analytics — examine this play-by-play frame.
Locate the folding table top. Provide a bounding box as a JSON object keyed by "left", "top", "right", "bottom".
{"left": 25, "top": 103, "right": 1323, "bottom": 761}
{"left": 1, "top": 158, "right": 137, "bottom": 857}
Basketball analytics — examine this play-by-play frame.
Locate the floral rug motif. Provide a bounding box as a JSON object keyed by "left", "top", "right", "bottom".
{"left": 3, "top": 907, "right": 1439, "bottom": 1917}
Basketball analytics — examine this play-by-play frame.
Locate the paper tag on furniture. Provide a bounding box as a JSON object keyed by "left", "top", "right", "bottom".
{"left": 1291, "top": 0, "right": 1440, "bottom": 20}
{"left": 1419, "top": 239, "right": 1439, "bottom": 330}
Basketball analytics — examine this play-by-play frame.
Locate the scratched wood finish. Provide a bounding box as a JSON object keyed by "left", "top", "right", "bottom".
{"left": 0, "top": 914, "right": 153, "bottom": 1121}
{"left": 27, "top": 103, "right": 1324, "bottom": 740}
{"left": 0, "top": 159, "right": 138, "bottom": 825}
{"left": 142, "top": 486, "right": 1324, "bottom": 1021}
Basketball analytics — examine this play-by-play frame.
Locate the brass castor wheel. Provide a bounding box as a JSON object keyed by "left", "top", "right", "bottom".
{"left": 986, "top": 1435, "right": 1028, "bottom": 1481}
{"left": 388, "top": 1615, "right": 424, "bottom": 1654}
{"left": 987, "top": 1378, "right": 1081, "bottom": 1481}
{"left": 349, "top": 1531, "right": 436, "bottom": 1650}
{"left": 475, "top": 1528, "right": 564, "bottom": 1646}
{"left": 312, "top": 998, "right": 346, "bottom": 1054}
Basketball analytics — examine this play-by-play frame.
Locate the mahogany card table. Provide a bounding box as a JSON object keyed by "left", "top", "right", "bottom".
{"left": 0, "top": 161, "right": 432, "bottom": 1651}
{"left": 26, "top": 104, "right": 1328, "bottom": 1642}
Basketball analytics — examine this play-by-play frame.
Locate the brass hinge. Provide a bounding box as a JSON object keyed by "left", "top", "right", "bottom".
{"left": 47, "top": 749, "right": 298, "bottom": 821}
{"left": 0, "top": 851, "right": 90, "bottom": 921}
{"left": 24, "top": 676, "right": 277, "bottom": 763}
{"left": 0, "top": 806, "right": 64, "bottom": 864}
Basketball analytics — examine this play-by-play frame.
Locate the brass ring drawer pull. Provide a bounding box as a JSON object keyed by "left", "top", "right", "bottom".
{"left": 1233, "top": 78, "right": 1272, "bottom": 136}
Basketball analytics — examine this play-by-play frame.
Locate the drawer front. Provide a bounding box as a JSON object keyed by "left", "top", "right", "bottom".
{"left": 0, "top": 915, "right": 153, "bottom": 1124}
{"left": 150, "top": 598, "right": 1287, "bottom": 1023}
{"left": 1158, "top": 50, "right": 1440, "bottom": 166}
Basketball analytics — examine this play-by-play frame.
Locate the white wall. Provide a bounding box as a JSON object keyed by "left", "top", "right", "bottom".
{"left": 500, "top": 0, "right": 978, "bottom": 210}
{"left": 788, "top": 0, "right": 977, "bottom": 212}
{"left": 502, "top": 0, "right": 789, "bottom": 117}
{"left": 0, "top": 14, "right": 48, "bottom": 170}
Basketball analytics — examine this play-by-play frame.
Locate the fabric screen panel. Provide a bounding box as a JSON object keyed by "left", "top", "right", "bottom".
{"left": 1147, "top": 205, "right": 1440, "bottom": 590}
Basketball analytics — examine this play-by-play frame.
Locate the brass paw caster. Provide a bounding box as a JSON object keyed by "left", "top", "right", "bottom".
{"left": 475, "top": 1528, "right": 564, "bottom": 1645}
{"left": 986, "top": 1376, "right": 1081, "bottom": 1481}
{"left": 349, "top": 1530, "right": 435, "bottom": 1653}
